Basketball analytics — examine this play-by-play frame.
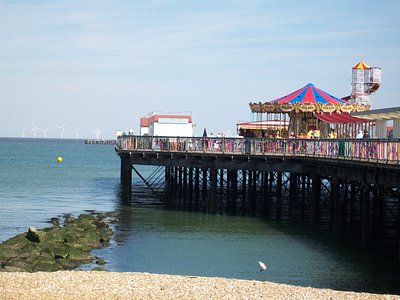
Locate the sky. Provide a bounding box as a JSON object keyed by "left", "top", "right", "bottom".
{"left": 1, "top": 0, "right": 399, "bottom": 139}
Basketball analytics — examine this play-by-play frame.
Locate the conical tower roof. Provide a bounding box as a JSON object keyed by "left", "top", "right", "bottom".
{"left": 353, "top": 61, "right": 370, "bottom": 69}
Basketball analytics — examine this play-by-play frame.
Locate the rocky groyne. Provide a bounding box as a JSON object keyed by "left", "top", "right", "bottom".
{"left": 0, "top": 212, "right": 114, "bottom": 272}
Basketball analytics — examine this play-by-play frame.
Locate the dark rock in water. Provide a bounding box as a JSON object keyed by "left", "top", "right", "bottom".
{"left": 64, "top": 214, "right": 76, "bottom": 224}
{"left": 49, "top": 217, "right": 60, "bottom": 226}
{"left": 106, "top": 217, "right": 118, "bottom": 224}
{"left": 93, "top": 212, "right": 107, "bottom": 220}
{"left": 77, "top": 214, "right": 96, "bottom": 223}
{"left": 93, "top": 220, "right": 109, "bottom": 229}
{"left": 96, "top": 258, "right": 106, "bottom": 265}
{"left": 0, "top": 211, "right": 114, "bottom": 273}
{"left": 26, "top": 227, "right": 45, "bottom": 243}
{"left": 106, "top": 211, "right": 118, "bottom": 218}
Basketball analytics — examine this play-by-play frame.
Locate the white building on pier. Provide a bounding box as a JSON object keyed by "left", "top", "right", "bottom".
{"left": 140, "top": 112, "right": 194, "bottom": 137}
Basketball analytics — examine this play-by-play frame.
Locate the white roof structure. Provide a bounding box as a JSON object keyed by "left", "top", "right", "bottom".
{"left": 352, "top": 107, "right": 400, "bottom": 138}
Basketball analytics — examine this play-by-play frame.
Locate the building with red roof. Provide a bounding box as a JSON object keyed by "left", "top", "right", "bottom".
{"left": 140, "top": 112, "right": 194, "bottom": 137}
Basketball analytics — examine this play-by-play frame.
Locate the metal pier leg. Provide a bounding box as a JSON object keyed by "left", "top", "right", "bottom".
{"left": 350, "top": 183, "right": 356, "bottom": 225}
{"left": 248, "top": 171, "right": 253, "bottom": 210}
{"left": 252, "top": 171, "right": 257, "bottom": 214}
{"left": 361, "top": 182, "right": 370, "bottom": 244}
{"left": 242, "top": 170, "right": 247, "bottom": 213}
{"left": 226, "top": 170, "right": 231, "bottom": 212}
{"left": 178, "top": 167, "right": 183, "bottom": 201}
{"left": 210, "top": 169, "right": 217, "bottom": 213}
{"left": 262, "top": 171, "right": 269, "bottom": 216}
{"left": 231, "top": 170, "right": 238, "bottom": 214}
{"left": 276, "top": 172, "right": 282, "bottom": 220}
{"left": 332, "top": 177, "right": 340, "bottom": 233}
{"left": 311, "top": 175, "right": 321, "bottom": 226}
{"left": 120, "top": 153, "right": 132, "bottom": 199}
{"left": 290, "top": 173, "right": 298, "bottom": 221}
{"left": 202, "top": 169, "right": 208, "bottom": 212}
{"left": 188, "top": 168, "right": 193, "bottom": 209}
{"left": 372, "top": 186, "right": 380, "bottom": 241}
{"left": 301, "top": 175, "right": 306, "bottom": 220}
{"left": 183, "top": 167, "right": 188, "bottom": 207}
{"left": 194, "top": 168, "right": 200, "bottom": 210}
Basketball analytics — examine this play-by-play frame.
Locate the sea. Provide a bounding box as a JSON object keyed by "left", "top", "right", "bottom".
{"left": 0, "top": 137, "right": 399, "bottom": 295}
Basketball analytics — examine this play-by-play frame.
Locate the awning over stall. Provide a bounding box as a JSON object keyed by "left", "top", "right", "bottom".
{"left": 315, "top": 112, "right": 369, "bottom": 124}
{"left": 237, "top": 120, "right": 289, "bottom": 130}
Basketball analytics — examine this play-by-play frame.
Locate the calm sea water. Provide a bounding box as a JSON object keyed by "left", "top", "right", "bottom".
{"left": 0, "top": 138, "right": 399, "bottom": 294}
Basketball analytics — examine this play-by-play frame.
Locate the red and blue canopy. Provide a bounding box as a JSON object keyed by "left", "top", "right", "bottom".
{"left": 270, "top": 83, "right": 346, "bottom": 105}
{"left": 249, "top": 83, "right": 369, "bottom": 114}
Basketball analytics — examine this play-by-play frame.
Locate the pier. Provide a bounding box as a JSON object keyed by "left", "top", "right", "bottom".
{"left": 115, "top": 135, "right": 400, "bottom": 259}
{"left": 85, "top": 139, "right": 116, "bottom": 145}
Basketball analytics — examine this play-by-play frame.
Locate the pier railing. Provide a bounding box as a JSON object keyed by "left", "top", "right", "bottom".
{"left": 116, "top": 135, "right": 400, "bottom": 164}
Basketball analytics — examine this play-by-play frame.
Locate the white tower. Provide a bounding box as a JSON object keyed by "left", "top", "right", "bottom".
{"left": 350, "top": 61, "right": 382, "bottom": 106}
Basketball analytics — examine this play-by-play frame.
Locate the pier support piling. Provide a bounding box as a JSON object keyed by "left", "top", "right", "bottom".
{"left": 120, "top": 153, "right": 132, "bottom": 192}
{"left": 210, "top": 169, "right": 217, "bottom": 213}
{"left": 332, "top": 177, "right": 340, "bottom": 233}
{"left": 311, "top": 175, "right": 321, "bottom": 226}
{"left": 361, "top": 182, "right": 370, "bottom": 244}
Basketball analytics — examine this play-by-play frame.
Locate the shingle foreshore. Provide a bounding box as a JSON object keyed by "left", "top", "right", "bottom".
{"left": 0, "top": 271, "right": 399, "bottom": 300}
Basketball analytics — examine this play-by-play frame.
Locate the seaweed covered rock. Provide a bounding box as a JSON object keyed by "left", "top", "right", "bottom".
{"left": 0, "top": 212, "right": 114, "bottom": 272}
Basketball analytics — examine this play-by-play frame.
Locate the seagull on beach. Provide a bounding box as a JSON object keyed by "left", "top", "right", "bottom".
{"left": 258, "top": 261, "right": 267, "bottom": 272}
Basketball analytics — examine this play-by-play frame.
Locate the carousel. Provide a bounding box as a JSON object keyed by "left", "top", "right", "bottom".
{"left": 249, "top": 82, "right": 371, "bottom": 138}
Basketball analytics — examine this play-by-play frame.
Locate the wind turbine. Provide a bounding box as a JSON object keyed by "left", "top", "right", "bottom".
{"left": 73, "top": 128, "right": 80, "bottom": 139}
{"left": 93, "top": 126, "right": 101, "bottom": 140}
{"left": 31, "top": 122, "right": 40, "bottom": 138}
{"left": 40, "top": 128, "right": 49, "bottom": 138}
{"left": 55, "top": 123, "right": 66, "bottom": 139}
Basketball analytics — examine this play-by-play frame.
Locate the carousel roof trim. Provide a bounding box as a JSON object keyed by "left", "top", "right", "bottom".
{"left": 249, "top": 83, "right": 368, "bottom": 114}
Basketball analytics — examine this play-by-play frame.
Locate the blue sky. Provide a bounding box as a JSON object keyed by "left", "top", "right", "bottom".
{"left": 1, "top": 0, "right": 399, "bottom": 138}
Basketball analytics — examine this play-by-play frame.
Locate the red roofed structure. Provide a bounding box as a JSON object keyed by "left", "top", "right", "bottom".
{"left": 140, "top": 112, "right": 193, "bottom": 137}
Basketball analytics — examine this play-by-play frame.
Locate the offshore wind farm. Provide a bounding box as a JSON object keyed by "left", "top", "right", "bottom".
{"left": 22, "top": 122, "right": 104, "bottom": 140}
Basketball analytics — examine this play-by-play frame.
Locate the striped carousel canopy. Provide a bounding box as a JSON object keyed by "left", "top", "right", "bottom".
{"left": 270, "top": 83, "right": 346, "bottom": 106}
{"left": 353, "top": 61, "right": 370, "bottom": 69}
{"left": 249, "top": 83, "right": 370, "bottom": 114}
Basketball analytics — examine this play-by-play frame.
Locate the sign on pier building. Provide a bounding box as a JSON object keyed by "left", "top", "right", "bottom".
{"left": 140, "top": 113, "right": 194, "bottom": 137}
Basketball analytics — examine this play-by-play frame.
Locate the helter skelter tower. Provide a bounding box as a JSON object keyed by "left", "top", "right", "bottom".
{"left": 350, "top": 61, "right": 382, "bottom": 108}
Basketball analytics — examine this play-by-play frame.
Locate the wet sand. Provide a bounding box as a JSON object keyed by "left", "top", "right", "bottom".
{"left": 0, "top": 271, "right": 399, "bottom": 299}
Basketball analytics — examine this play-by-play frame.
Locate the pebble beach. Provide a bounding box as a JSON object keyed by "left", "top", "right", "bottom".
{"left": 0, "top": 271, "right": 399, "bottom": 300}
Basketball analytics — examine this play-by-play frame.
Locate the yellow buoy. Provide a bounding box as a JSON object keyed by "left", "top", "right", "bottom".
{"left": 57, "top": 156, "right": 63, "bottom": 163}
